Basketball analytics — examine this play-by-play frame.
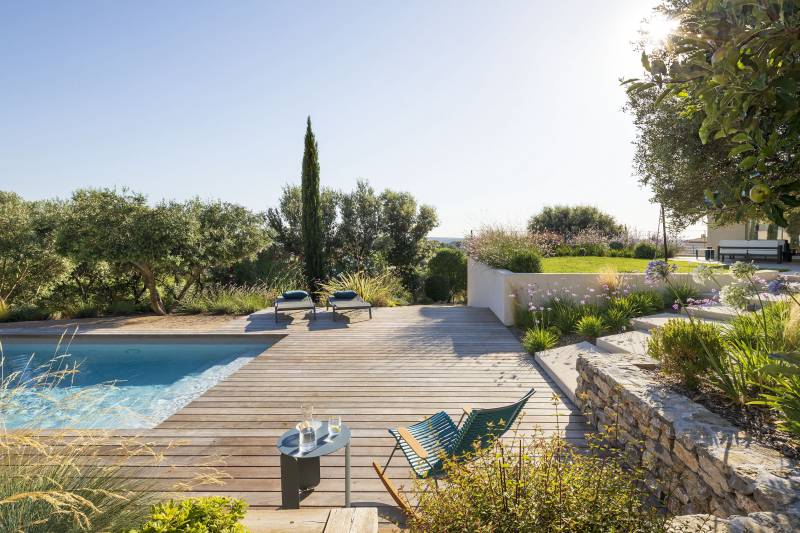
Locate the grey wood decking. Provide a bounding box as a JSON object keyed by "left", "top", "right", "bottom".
{"left": 0, "top": 305, "right": 589, "bottom": 524}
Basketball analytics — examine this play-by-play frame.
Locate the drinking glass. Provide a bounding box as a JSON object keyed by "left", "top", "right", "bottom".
{"left": 298, "top": 421, "right": 316, "bottom": 453}
{"left": 328, "top": 416, "right": 341, "bottom": 439}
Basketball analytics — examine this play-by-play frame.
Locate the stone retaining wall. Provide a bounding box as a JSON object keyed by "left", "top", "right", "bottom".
{"left": 575, "top": 352, "right": 800, "bottom": 520}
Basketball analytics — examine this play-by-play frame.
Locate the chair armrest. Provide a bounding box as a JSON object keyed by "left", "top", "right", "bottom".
{"left": 396, "top": 427, "right": 428, "bottom": 459}
{"left": 462, "top": 405, "right": 472, "bottom": 416}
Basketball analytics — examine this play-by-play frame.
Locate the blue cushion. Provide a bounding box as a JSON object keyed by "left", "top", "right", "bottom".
{"left": 282, "top": 290, "right": 309, "bottom": 300}
{"left": 333, "top": 290, "right": 357, "bottom": 299}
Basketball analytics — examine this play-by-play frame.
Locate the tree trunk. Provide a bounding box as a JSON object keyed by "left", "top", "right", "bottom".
{"left": 137, "top": 264, "right": 166, "bottom": 315}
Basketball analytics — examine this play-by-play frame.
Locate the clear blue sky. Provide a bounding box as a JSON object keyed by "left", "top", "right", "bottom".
{"left": 1, "top": 0, "right": 685, "bottom": 237}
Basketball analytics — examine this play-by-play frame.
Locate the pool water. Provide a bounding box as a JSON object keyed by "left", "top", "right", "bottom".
{"left": 0, "top": 336, "right": 269, "bottom": 429}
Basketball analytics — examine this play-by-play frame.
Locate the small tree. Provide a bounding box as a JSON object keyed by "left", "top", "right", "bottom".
{"left": 300, "top": 117, "right": 325, "bottom": 294}
{"left": 528, "top": 205, "right": 623, "bottom": 240}
{"left": 380, "top": 190, "right": 438, "bottom": 290}
{"left": 337, "top": 180, "right": 383, "bottom": 272}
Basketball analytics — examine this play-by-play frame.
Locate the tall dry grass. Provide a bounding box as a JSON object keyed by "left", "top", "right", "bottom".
{"left": 318, "top": 271, "right": 407, "bottom": 307}
{"left": 0, "top": 331, "right": 231, "bottom": 532}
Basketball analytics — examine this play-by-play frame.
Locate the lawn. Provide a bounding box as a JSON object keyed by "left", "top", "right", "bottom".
{"left": 540, "top": 256, "right": 710, "bottom": 273}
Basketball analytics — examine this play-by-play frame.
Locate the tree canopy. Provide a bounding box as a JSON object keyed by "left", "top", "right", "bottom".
{"left": 59, "top": 189, "right": 268, "bottom": 315}
{"left": 0, "top": 192, "right": 69, "bottom": 307}
{"left": 628, "top": 0, "right": 800, "bottom": 226}
{"left": 528, "top": 205, "right": 623, "bottom": 240}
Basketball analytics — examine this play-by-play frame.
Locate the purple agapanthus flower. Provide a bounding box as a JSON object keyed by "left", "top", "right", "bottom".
{"left": 645, "top": 260, "right": 677, "bottom": 284}
{"left": 768, "top": 276, "right": 790, "bottom": 296}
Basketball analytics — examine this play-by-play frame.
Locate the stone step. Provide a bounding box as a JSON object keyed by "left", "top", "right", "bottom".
{"left": 243, "top": 508, "right": 379, "bottom": 533}
{"left": 596, "top": 330, "right": 650, "bottom": 356}
{"left": 534, "top": 342, "right": 607, "bottom": 405}
{"left": 680, "top": 304, "right": 741, "bottom": 322}
{"left": 631, "top": 312, "right": 726, "bottom": 332}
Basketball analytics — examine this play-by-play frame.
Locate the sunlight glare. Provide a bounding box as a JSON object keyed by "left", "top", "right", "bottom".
{"left": 645, "top": 13, "right": 679, "bottom": 47}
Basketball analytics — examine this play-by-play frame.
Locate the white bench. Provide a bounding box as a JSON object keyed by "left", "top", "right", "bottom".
{"left": 717, "top": 239, "right": 788, "bottom": 263}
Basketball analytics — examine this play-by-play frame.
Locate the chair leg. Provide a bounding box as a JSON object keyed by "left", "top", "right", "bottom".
{"left": 369, "top": 307, "right": 372, "bottom": 319}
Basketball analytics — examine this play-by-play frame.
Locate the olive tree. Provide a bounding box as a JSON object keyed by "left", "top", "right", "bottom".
{"left": 0, "top": 192, "right": 69, "bottom": 307}
{"left": 528, "top": 205, "right": 623, "bottom": 240}
{"left": 628, "top": 0, "right": 800, "bottom": 226}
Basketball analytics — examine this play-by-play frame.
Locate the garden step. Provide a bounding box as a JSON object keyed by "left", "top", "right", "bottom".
{"left": 596, "top": 331, "right": 659, "bottom": 369}
{"left": 596, "top": 330, "right": 649, "bottom": 355}
{"left": 680, "top": 304, "right": 740, "bottom": 322}
{"left": 534, "top": 342, "right": 608, "bottom": 405}
{"left": 631, "top": 313, "right": 725, "bottom": 332}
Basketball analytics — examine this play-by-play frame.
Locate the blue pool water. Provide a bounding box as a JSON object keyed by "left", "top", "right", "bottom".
{"left": 0, "top": 336, "right": 269, "bottom": 429}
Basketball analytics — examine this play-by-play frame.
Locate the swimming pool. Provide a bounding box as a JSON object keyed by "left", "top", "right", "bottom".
{"left": 0, "top": 335, "right": 272, "bottom": 429}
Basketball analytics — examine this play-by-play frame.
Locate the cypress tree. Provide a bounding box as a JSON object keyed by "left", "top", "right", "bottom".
{"left": 301, "top": 116, "right": 324, "bottom": 295}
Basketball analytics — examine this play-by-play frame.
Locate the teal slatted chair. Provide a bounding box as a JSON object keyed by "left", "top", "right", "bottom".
{"left": 372, "top": 388, "right": 535, "bottom": 515}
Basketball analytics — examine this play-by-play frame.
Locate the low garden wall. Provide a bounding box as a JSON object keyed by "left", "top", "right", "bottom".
{"left": 467, "top": 258, "right": 735, "bottom": 326}
{"left": 575, "top": 351, "right": 800, "bottom": 521}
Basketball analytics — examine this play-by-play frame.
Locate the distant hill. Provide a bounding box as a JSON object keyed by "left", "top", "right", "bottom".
{"left": 428, "top": 237, "right": 462, "bottom": 245}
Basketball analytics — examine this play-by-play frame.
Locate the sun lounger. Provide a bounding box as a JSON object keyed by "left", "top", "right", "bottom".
{"left": 274, "top": 296, "right": 316, "bottom": 323}
{"left": 328, "top": 296, "right": 372, "bottom": 320}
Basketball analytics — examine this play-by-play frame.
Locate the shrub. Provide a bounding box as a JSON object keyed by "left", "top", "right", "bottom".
{"left": 2, "top": 304, "right": 51, "bottom": 322}
{"left": 132, "top": 496, "right": 248, "bottom": 533}
{"left": 506, "top": 250, "right": 542, "bottom": 273}
{"left": 576, "top": 314, "right": 606, "bottom": 339}
{"left": 597, "top": 266, "right": 624, "bottom": 295}
{"left": 464, "top": 227, "right": 544, "bottom": 269}
{"left": 647, "top": 318, "right": 724, "bottom": 389}
{"left": 609, "top": 240, "right": 625, "bottom": 250}
{"left": 427, "top": 248, "right": 467, "bottom": 296}
{"left": 522, "top": 327, "right": 558, "bottom": 354}
{"left": 633, "top": 241, "right": 658, "bottom": 259}
{"left": 71, "top": 303, "right": 104, "bottom": 318}
{"left": 178, "top": 284, "right": 272, "bottom": 315}
{"left": 547, "top": 298, "right": 582, "bottom": 335}
{"left": 318, "top": 270, "right": 407, "bottom": 307}
{"left": 606, "top": 296, "right": 639, "bottom": 319}
{"left": 666, "top": 281, "right": 701, "bottom": 309}
{"left": 109, "top": 300, "right": 146, "bottom": 316}
{"left": 603, "top": 307, "right": 630, "bottom": 333}
{"left": 757, "top": 352, "right": 800, "bottom": 437}
{"left": 626, "top": 290, "right": 666, "bottom": 315}
{"left": 423, "top": 275, "right": 451, "bottom": 302}
{"left": 411, "top": 430, "right": 667, "bottom": 532}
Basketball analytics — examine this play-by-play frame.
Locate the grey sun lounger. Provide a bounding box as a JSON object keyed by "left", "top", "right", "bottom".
{"left": 274, "top": 297, "right": 316, "bottom": 323}
{"left": 327, "top": 296, "right": 372, "bottom": 320}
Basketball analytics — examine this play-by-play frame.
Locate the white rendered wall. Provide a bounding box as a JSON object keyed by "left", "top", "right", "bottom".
{"left": 466, "top": 258, "right": 770, "bottom": 326}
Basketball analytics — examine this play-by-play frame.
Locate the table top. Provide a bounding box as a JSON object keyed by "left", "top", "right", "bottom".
{"left": 277, "top": 422, "right": 351, "bottom": 458}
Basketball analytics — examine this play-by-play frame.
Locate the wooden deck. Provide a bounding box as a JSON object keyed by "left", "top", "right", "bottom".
{"left": 0, "top": 305, "right": 590, "bottom": 526}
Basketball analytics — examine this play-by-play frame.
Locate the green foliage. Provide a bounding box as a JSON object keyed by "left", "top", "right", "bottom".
{"left": 411, "top": 430, "right": 667, "bottom": 533}
{"left": 628, "top": 1, "right": 800, "bottom": 226}
{"left": 547, "top": 299, "right": 582, "bottom": 336}
{"left": 756, "top": 352, "right": 800, "bottom": 437}
{"left": 602, "top": 307, "right": 631, "bottom": 333}
{"left": 423, "top": 275, "right": 451, "bottom": 302}
{"left": 527, "top": 205, "right": 623, "bottom": 240}
{"left": 59, "top": 189, "right": 268, "bottom": 315}
{"left": 131, "top": 496, "right": 247, "bottom": 533}
{"left": 575, "top": 314, "right": 606, "bottom": 339}
{"left": 647, "top": 319, "right": 725, "bottom": 390}
{"left": 506, "top": 250, "right": 542, "bottom": 274}
{"left": 0, "top": 303, "right": 52, "bottom": 322}
{"left": 522, "top": 327, "right": 558, "bottom": 354}
{"left": 465, "top": 227, "right": 544, "bottom": 271}
{"left": 666, "top": 281, "right": 701, "bottom": 307}
{"left": 427, "top": 248, "right": 467, "bottom": 296}
{"left": 178, "top": 284, "right": 271, "bottom": 315}
{"left": 318, "top": 271, "right": 407, "bottom": 307}
{"left": 633, "top": 241, "right": 657, "bottom": 259}
{"left": 0, "top": 191, "right": 70, "bottom": 307}
{"left": 625, "top": 290, "right": 666, "bottom": 315}
{"left": 300, "top": 117, "right": 325, "bottom": 295}
{"left": 379, "top": 189, "right": 438, "bottom": 290}
{"left": 336, "top": 180, "right": 383, "bottom": 272}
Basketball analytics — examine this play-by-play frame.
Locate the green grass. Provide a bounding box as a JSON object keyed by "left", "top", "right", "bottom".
{"left": 539, "top": 257, "right": 714, "bottom": 273}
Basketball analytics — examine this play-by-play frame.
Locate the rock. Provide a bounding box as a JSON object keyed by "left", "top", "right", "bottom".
{"left": 668, "top": 514, "right": 730, "bottom": 532}
{"left": 728, "top": 512, "right": 800, "bottom": 533}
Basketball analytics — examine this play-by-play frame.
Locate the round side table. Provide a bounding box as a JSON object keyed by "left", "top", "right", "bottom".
{"left": 276, "top": 422, "right": 351, "bottom": 509}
